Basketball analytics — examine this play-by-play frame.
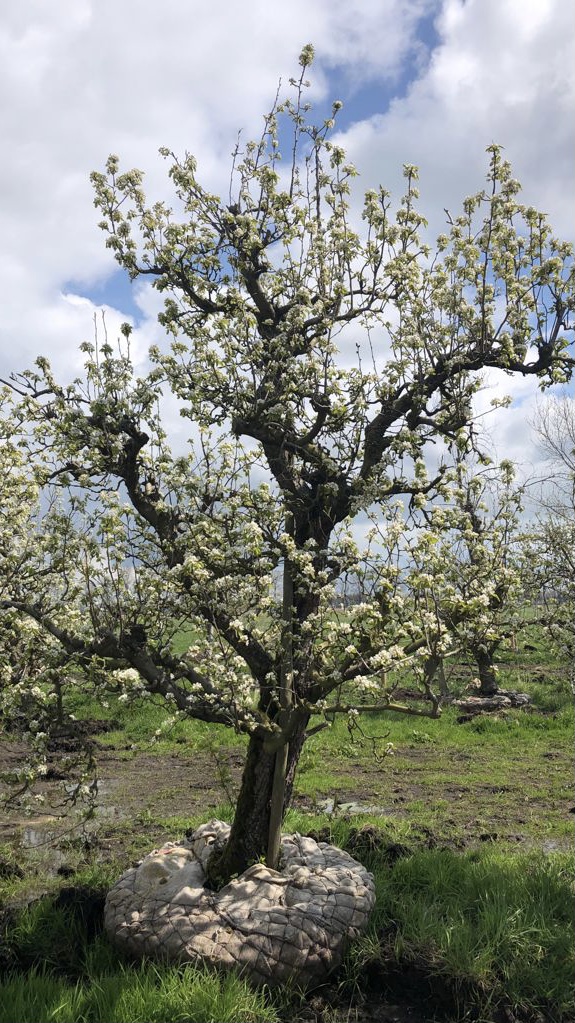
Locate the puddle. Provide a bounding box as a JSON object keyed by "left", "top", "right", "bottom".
{"left": 63, "top": 781, "right": 113, "bottom": 800}
{"left": 19, "top": 827, "right": 70, "bottom": 870}
{"left": 22, "top": 826, "right": 61, "bottom": 849}
{"left": 0, "top": 777, "right": 125, "bottom": 873}
{"left": 20, "top": 802, "right": 120, "bottom": 846}
{"left": 540, "top": 839, "right": 567, "bottom": 854}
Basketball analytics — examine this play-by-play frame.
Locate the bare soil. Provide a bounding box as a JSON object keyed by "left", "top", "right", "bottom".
{"left": 1, "top": 712, "right": 572, "bottom": 859}
{"left": 1, "top": 711, "right": 572, "bottom": 1023}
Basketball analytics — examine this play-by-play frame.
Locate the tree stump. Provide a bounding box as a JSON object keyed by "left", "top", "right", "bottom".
{"left": 453, "top": 690, "right": 531, "bottom": 718}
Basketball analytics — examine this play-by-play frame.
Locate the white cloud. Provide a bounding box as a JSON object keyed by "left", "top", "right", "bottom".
{"left": 332, "top": 0, "right": 574, "bottom": 478}
{"left": 0, "top": 0, "right": 433, "bottom": 377}
{"left": 0, "top": 0, "right": 572, "bottom": 486}
{"left": 337, "top": 0, "right": 574, "bottom": 232}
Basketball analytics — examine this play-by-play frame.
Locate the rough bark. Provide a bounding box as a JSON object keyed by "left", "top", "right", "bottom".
{"left": 267, "top": 507, "right": 295, "bottom": 870}
{"left": 473, "top": 645, "right": 499, "bottom": 696}
{"left": 204, "top": 714, "right": 308, "bottom": 889}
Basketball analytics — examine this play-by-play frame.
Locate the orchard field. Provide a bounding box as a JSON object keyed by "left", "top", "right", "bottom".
{"left": 1, "top": 621, "right": 573, "bottom": 1023}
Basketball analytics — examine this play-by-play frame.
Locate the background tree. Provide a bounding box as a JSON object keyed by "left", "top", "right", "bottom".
{"left": 405, "top": 456, "right": 526, "bottom": 699}
{"left": 1, "top": 49, "right": 573, "bottom": 886}
{"left": 0, "top": 401, "right": 95, "bottom": 808}
{"left": 522, "top": 396, "right": 575, "bottom": 687}
{"left": 532, "top": 395, "right": 575, "bottom": 514}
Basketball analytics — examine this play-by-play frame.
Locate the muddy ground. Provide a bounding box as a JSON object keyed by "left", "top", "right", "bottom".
{"left": 2, "top": 730, "right": 572, "bottom": 859}
{"left": 1, "top": 713, "right": 573, "bottom": 1023}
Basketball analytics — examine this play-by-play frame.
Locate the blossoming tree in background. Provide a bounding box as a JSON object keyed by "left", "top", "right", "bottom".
{"left": 522, "top": 396, "right": 575, "bottom": 687}
{"left": 1, "top": 49, "right": 573, "bottom": 886}
{"left": 404, "top": 455, "right": 526, "bottom": 699}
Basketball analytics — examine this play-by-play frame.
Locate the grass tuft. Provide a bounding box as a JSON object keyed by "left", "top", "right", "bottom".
{"left": 347, "top": 846, "right": 575, "bottom": 1020}
{"left": 0, "top": 964, "right": 278, "bottom": 1023}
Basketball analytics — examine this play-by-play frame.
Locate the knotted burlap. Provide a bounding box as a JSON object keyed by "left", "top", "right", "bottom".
{"left": 104, "top": 819, "right": 375, "bottom": 987}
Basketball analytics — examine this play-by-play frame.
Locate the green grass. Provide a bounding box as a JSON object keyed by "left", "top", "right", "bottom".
{"left": 0, "top": 869, "right": 278, "bottom": 1023}
{"left": 62, "top": 688, "right": 242, "bottom": 755}
{"left": 346, "top": 846, "right": 575, "bottom": 1021}
{"left": 2, "top": 842, "right": 573, "bottom": 1022}
{"left": 286, "top": 668, "right": 574, "bottom": 847}
{"left": 2, "top": 620, "right": 573, "bottom": 1021}
{"left": 306, "top": 690, "right": 573, "bottom": 756}
{"left": 52, "top": 624, "right": 574, "bottom": 774}
{"left": 0, "top": 964, "right": 278, "bottom": 1023}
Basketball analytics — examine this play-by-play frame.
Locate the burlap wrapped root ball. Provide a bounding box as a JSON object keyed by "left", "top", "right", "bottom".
{"left": 104, "top": 819, "right": 376, "bottom": 988}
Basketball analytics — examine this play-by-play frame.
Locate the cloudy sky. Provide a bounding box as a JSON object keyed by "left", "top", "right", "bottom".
{"left": 1, "top": 0, "right": 573, "bottom": 481}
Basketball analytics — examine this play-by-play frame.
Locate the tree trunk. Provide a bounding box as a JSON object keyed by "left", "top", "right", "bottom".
{"left": 267, "top": 507, "right": 295, "bottom": 870}
{"left": 54, "top": 678, "right": 64, "bottom": 726}
{"left": 204, "top": 714, "right": 308, "bottom": 889}
{"left": 473, "top": 645, "right": 499, "bottom": 696}
{"left": 423, "top": 653, "right": 449, "bottom": 700}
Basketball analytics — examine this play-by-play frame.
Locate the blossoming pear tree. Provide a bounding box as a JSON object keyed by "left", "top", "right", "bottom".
{"left": 1, "top": 47, "right": 573, "bottom": 887}
{"left": 521, "top": 396, "right": 575, "bottom": 686}
{"left": 404, "top": 455, "right": 526, "bottom": 699}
